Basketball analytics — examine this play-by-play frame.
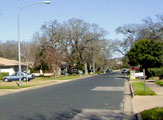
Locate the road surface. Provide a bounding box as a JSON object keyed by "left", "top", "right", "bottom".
{"left": 0, "top": 72, "right": 127, "bottom": 120}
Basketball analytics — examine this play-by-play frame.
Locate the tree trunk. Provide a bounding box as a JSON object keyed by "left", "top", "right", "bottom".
{"left": 84, "top": 62, "right": 88, "bottom": 76}
{"left": 92, "top": 52, "right": 95, "bottom": 74}
{"left": 26, "top": 64, "right": 29, "bottom": 82}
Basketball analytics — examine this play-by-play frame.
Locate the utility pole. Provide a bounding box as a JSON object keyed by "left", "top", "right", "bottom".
{"left": 143, "top": 69, "right": 146, "bottom": 93}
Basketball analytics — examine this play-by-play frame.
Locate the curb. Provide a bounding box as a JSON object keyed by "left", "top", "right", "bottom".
{"left": 128, "top": 80, "right": 142, "bottom": 120}
{"left": 123, "top": 79, "right": 136, "bottom": 120}
{"left": 129, "top": 82, "right": 134, "bottom": 98}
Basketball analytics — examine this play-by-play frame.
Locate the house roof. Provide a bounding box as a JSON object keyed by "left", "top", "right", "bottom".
{"left": 0, "top": 57, "right": 26, "bottom": 66}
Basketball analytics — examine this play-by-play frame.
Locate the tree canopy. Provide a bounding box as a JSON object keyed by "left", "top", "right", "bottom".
{"left": 127, "top": 39, "right": 163, "bottom": 69}
{"left": 33, "top": 18, "right": 109, "bottom": 75}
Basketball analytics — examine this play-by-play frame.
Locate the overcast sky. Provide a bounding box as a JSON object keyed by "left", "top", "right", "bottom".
{"left": 0, "top": 0, "right": 163, "bottom": 42}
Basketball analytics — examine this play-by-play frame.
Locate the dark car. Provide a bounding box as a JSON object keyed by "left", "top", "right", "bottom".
{"left": 121, "top": 69, "right": 127, "bottom": 73}
{"left": 106, "top": 69, "right": 110, "bottom": 73}
{"left": 3, "top": 72, "right": 35, "bottom": 82}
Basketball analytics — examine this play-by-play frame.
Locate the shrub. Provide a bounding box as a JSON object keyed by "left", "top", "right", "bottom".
{"left": 141, "top": 107, "right": 163, "bottom": 120}
{"left": 30, "top": 68, "right": 34, "bottom": 73}
{"left": 148, "top": 67, "right": 163, "bottom": 79}
{"left": 155, "top": 80, "right": 163, "bottom": 86}
{"left": 127, "top": 70, "right": 130, "bottom": 75}
{"left": 0, "top": 72, "right": 9, "bottom": 80}
{"left": 127, "top": 39, "right": 163, "bottom": 69}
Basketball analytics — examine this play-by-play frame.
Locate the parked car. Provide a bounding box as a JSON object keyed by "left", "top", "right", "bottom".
{"left": 3, "top": 72, "right": 35, "bottom": 82}
{"left": 23, "top": 72, "right": 35, "bottom": 79}
{"left": 121, "top": 69, "right": 127, "bottom": 73}
{"left": 106, "top": 69, "right": 110, "bottom": 74}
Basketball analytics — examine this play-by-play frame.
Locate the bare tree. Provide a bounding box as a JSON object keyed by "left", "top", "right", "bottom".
{"left": 66, "top": 18, "right": 108, "bottom": 75}
{"left": 0, "top": 40, "right": 18, "bottom": 60}
{"left": 33, "top": 18, "right": 108, "bottom": 75}
{"left": 115, "top": 24, "right": 139, "bottom": 55}
{"left": 114, "top": 14, "right": 163, "bottom": 56}
{"left": 138, "top": 15, "right": 163, "bottom": 41}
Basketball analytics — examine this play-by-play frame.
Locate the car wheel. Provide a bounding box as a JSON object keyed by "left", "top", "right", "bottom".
{"left": 23, "top": 78, "right": 27, "bottom": 81}
{"left": 4, "top": 78, "right": 8, "bottom": 82}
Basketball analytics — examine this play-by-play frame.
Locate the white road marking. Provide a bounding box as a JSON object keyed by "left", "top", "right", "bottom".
{"left": 92, "top": 86, "right": 124, "bottom": 91}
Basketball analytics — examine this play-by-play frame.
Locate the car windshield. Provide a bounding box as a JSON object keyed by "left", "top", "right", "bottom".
{"left": 16, "top": 72, "right": 25, "bottom": 76}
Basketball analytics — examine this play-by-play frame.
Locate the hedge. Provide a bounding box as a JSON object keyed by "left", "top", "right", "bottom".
{"left": 0, "top": 72, "right": 9, "bottom": 80}
{"left": 141, "top": 107, "right": 163, "bottom": 120}
{"left": 148, "top": 67, "right": 163, "bottom": 79}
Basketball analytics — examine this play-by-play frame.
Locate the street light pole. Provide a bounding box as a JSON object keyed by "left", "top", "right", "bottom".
{"left": 17, "top": 10, "right": 22, "bottom": 87}
{"left": 17, "top": 1, "right": 51, "bottom": 87}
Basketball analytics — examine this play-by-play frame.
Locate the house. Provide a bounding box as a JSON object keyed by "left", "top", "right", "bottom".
{"left": 0, "top": 57, "right": 26, "bottom": 75}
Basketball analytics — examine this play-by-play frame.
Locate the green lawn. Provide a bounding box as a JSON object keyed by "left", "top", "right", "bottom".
{"left": 35, "top": 75, "right": 82, "bottom": 81}
{"left": 0, "top": 85, "right": 37, "bottom": 89}
{"left": 130, "top": 78, "right": 140, "bottom": 81}
{"left": 131, "top": 82, "right": 156, "bottom": 95}
{"left": 141, "top": 107, "right": 163, "bottom": 120}
{"left": 0, "top": 75, "right": 82, "bottom": 89}
{"left": 0, "top": 81, "right": 57, "bottom": 89}
{"left": 155, "top": 80, "right": 163, "bottom": 86}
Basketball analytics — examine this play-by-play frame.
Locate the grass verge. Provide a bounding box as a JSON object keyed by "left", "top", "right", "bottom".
{"left": 0, "top": 81, "right": 56, "bottom": 89}
{"left": 155, "top": 80, "right": 163, "bottom": 86}
{"left": 0, "top": 75, "right": 82, "bottom": 89}
{"left": 130, "top": 78, "right": 140, "bottom": 81}
{"left": 141, "top": 107, "right": 163, "bottom": 120}
{"left": 131, "top": 82, "right": 156, "bottom": 95}
{"left": 35, "top": 75, "right": 82, "bottom": 81}
{"left": 0, "top": 85, "right": 37, "bottom": 89}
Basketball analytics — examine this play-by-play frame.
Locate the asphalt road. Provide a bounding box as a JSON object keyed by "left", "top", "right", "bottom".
{"left": 0, "top": 72, "right": 126, "bottom": 120}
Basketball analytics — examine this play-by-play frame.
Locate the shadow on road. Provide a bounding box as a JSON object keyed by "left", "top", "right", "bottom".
{"left": 17, "top": 109, "right": 132, "bottom": 120}
{"left": 18, "top": 109, "right": 81, "bottom": 120}
{"left": 116, "top": 76, "right": 129, "bottom": 79}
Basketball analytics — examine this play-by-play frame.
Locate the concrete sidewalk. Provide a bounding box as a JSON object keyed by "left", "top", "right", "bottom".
{"left": 133, "top": 96, "right": 163, "bottom": 113}
{"left": 133, "top": 81, "right": 163, "bottom": 113}
{"left": 123, "top": 80, "right": 135, "bottom": 120}
{"left": 146, "top": 81, "right": 163, "bottom": 95}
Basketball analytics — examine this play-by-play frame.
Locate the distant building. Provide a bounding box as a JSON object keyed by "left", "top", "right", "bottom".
{"left": 0, "top": 57, "right": 26, "bottom": 75}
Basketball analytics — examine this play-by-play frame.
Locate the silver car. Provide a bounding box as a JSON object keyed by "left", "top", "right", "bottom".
{"left": 3, "top": 72, "right": 35, "bottom": 82}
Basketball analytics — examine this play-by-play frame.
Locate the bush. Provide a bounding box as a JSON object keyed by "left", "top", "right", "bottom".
{"left": 148, "top": 67, "right": 163, "bottom": 79}
{"left": 141, "top": 107, "right": 163, "bottom": 120}
{"left": 155, "top": 80, "right": 163, "bottom": 86}
{"left": 127, "top": 70, "right": 130, "bottom": 75}
{"left": 127, "top": 39, "right": 163, "bottom": 69}
{"left": 30, "top": 68, "right": 34, "bottom": 73}
{"left": 0, "top": 72, "right": 9, "bottom": 80}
